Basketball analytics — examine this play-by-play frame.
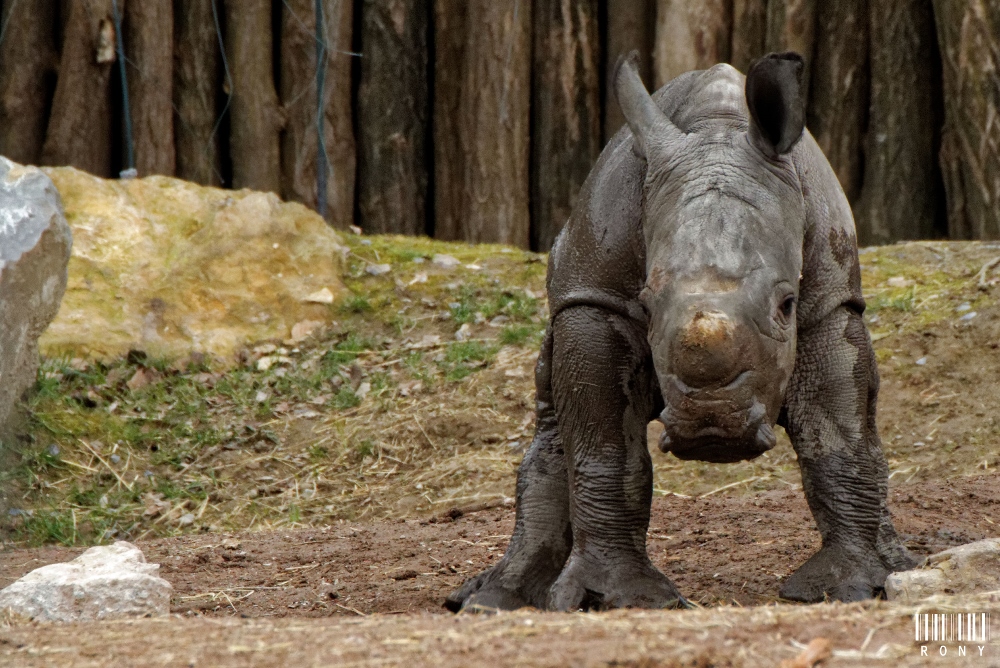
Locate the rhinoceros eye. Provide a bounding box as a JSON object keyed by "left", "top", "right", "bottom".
{"left": 779, "top": 295, "right": 796, "bottom": 320}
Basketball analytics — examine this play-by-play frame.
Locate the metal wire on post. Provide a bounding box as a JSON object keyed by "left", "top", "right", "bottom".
{"left": 314, "top": 0, "right": 328, "bottom": 219}
{"left": 111, "top": 0, "right": 136, "bottom": 178}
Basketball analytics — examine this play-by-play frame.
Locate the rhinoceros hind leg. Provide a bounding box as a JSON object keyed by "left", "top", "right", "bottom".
{"left": 445, "top": 330, "right": 572, "bottom": 613}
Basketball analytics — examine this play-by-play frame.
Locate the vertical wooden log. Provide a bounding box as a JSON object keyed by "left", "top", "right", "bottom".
{"left": 174, "top": 0, "right": 221, "bottom": 186}
{"left": 532, "top": 0, "right": 601, "bottom": 251}
{"left": 124, "top": 0, "right": 174, "bottom": 175}
{"left": 765, "top": 0, "right": 815, "bottom": 94}
{"left": 432, "top": 0, "right": 467, "bottom": 241}
{"left": 603, "top": 0, "right": 654, "bottom": 139}
{"left": 807, "top": 0, "right": 868, "bottom": 203}
{"left": 281, "top": 0, "right": 355, "bottom": 228}
{"left": 730, "top": 0, "right": 767, "bottom": 73}
{"left": 41, "top": 0, "right": 118, "bottom": 177}
{"left": 0, "top": 1, "right": 57, "bottom": 164}
{"left": 653, "top": 0, "right": 732, "bottom": 88}
{"left": 224, "top": 0, "right": 282, "bottom": 193}
{"left": 357, "top": 0, "right": 428, "bottom": 236}
{"left": 459, "top": 0, "right": 532, "bottom": 247}
{"left": 933, "top": 0, "right": 1000, "bottom": 239}
{"left": 856, "top": 0, "right": 942, "bottom": 245}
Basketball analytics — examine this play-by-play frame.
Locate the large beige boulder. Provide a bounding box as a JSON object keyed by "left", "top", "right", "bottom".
{"left": 0, "top": 158, "right": 72, "bottom": 438}
{"left": 885, "top": 538, "right": 1000, "bottom": 604}
{"left": 39, "top": 168, "right": 347, "bottom": 364}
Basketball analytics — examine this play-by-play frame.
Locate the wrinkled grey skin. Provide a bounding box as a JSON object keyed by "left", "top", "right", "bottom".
{"left": 445, "top": 52, "right": 916, "bottom": 613}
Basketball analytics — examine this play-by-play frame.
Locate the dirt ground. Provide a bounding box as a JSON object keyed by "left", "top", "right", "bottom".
{"left": 3, "top": 473, "right": 1000, "bottom": 665}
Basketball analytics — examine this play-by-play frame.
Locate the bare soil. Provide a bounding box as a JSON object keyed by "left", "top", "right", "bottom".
{"left": 3, "top": 474, "right": 1000, "bottom": 666}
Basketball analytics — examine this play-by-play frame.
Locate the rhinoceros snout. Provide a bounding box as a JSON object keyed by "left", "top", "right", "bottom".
{"left": 670, "top": 310, "right": 746, "bottom": 388}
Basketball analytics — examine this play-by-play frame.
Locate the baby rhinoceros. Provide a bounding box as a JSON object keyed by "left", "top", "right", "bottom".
{"left": 446, "top": 51, "right": 916, "bottom": 613}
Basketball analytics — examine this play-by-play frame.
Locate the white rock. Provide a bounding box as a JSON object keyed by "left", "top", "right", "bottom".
{"left": 455, "top": 323, "right": 472, "bottom": 341}
{"left": 885, "top": 538, "right": 1000, "bottom": 604}
{"left": 0, "top": 541, "right": 171, "bottom": 622}
{"left": 432, "top": 254, "right": 460, "bottom": 269}
{"left": 303, "top": 287, "right": 335, "bottom": 304}
{"left": 0, "top": 158, "right": 72, "bottom": 439}
{"left": 366, "top": 263, "right": 391, "bottom": 276}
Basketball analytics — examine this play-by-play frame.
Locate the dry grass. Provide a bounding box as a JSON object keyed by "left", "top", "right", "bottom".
{"left": 6, "top": 237, "right": 1000, "bottom": 547}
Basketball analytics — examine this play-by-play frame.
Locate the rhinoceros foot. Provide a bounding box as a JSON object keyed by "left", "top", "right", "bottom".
{"left": 548, "top": 553, "right": 689, "bottom": 612}
{"left": 779, "top": 542, "right": 891, "bottom": 603}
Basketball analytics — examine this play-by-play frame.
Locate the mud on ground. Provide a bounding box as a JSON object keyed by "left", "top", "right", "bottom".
{"left": 2, "top": 474, "right": 1000, "bottom": 665}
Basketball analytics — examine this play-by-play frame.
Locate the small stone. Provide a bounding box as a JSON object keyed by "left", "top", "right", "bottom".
{"left": 356, "top": 382, "right": 371, "bottom": 400}
{"left": 253, "top": 343, "right": 278, "bottom": 355}
{"left": 886, "top": 276, "right": 913, "bottom": 288}
{"left": 47, "top": 444, "right": 60, "bottom": 457}
{"left": 489, "top": 315, "right": 510, "bottom": 327}
{"left": 915, "top": 357, "right": 927, "bottom": 366}
{"left": 110, "top": 454, "right": 121, "bottom": 465}
{"left": 360, "top": 239, "right": 372, "bottom": 246}
{"left": 366, "top": 263, "right": 391, "bottom": 276}
{"left": 0, "top": 541, "right": 171, "bottom": 621}
{"left": 412, "top": 257, "right": 425, "bottom": 264}
{"left": 408, "top": 272, "right": 428, "bottom": 286}
{"left": 957, "top": 302, "right": 972, "bottom": 312}
{"left": 465, "top": 263, "right": 482, "bottom": 271}
{"left": 455, "top": 323, "right": 473, "bottom": 341}
{"left": 433, "top": 254, "right": 461, "bottom": 269}
{"left": 255, "top": 390, "right": 270, "bottom": 403}
{"left": 177, "top": 513, "right": 195, "bottom": 527}
{"left": 289, "top": 320, "right": 323, "bottom": 343}
{"left": 960, "top": 311, "right": 978, "bottom": 321}
{"left": 257, "top": 356, "right": 275, "bottom": 371}
{"left": 303, "top": 287, "right": 335, "bottom": 304}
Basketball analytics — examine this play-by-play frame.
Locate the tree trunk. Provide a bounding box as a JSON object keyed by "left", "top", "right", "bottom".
{"left": 459, "top": 0, "right": 532, "bottom": 247}
{"left": 653, "top": 0, "right": 732, "bottom": 88}
{"left": 173, "top": 0, "right": 220, "bottom": 186}
{"left": 124, "top": 0, "right": 174, "bottom": 175}
{"left": 357, "top": 0, "right": 428, "bottom": 236}
{"left": 807, "top": 0, "right": 868, "bottom": 203}
{"left": 0, "top": 1, "right": 57, "bottom": 164}
{"left": 432, "top": 0, "right": 466, "bottom": 241}
{"left": 41, "top": 0, "right": 118, "bottom": 177}
{"left": 280, "top": 0, "right": 355, "bottom": 228}
{"left": 933, "top": 0, "right": 1000, "bottom": 239}
{"left": 604, "top": 0, "right": 654, "bottom": 139}
{"left": 730, "top": 0, "right": 767, "bottom": 74}
{"left": 224, "top": 0, "right": 282, "bottom": 193}
{"left": 532, "top": 0, "right": 601, "bottom": 251}
{"left": 765, "top": 0, "right": 815, "bottom": 92}
{"left": 856, "top": 0, "right": 942, "bottom": 245}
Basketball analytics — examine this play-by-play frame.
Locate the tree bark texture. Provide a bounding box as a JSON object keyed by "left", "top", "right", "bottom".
{"left": 41, "top": 0, "right": 119, "bottom": 176}
{"left": 933, "top": 0, "right": 1000, "bottom": 239}
{"left": 432, "top": 0, "right": 466, "bottom": 241}
{"left": 765, "top": 0, "right": 815, "bottom": 96}
{"left": 653, "top": 0, "right": 732, "bottom": 89}
{"left": 531, "top": 0, "right": 601, "bottom": 252}
{"left": 730, "top": 0, "right": 767, "bottom": 74}
{"left": 458, "top": 0, "right": 532, "bottom": 247}
{"left": 0, "top": 1, "right": 57, "bottom": 164}
{"left": 280, "top": 0, "right": 355, "bottom": 228}
{"left": 807, "top": 0, "right": 868, "bottom": 203}
{"left": 358, "top": 0, "right": 428, "bottom": 236}
{"left": 124, "top": 0, "right": 174, "bottom": 176}
{"left": 856, "top": 0, "right": 942, "bottom": 245}
{"left": 224, "top": 0, "right": 282, "bottom": 193}
{"left": 604, "top": 0, "right": 654, "bottom": 139}
{"left": 173, "top": 0, "right": 221, "bottom": 186}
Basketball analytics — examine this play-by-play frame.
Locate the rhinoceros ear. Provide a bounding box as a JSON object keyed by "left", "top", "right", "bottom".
{"left": 614, "top": 51, "right": 680, "bottom": 158}
{"left": 745, "top": 52, "right": 805, "bottom": 158}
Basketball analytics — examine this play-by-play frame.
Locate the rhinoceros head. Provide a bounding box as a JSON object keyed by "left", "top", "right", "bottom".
{"left": 614, "top": 51, "right": 807, "bottom": 463}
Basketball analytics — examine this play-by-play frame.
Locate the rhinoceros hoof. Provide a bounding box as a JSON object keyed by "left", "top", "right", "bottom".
{"left": 779, "top": 543, "right": 889, "bottom": 603}
{"left": 548, "top": 554, "right": 689, "bottom": 611}
{"left": 445, "top": 560, "right": 554, "bottom": 613}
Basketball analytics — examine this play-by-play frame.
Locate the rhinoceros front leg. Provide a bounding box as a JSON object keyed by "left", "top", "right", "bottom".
{"left": 445, "top": 329, "right": 572, "bottom": 612}
{"left": 547, "top": 306, "right": 686, "bottom": 611}
{"left": 780, "top": 306, "right": 917, "bottom": 602}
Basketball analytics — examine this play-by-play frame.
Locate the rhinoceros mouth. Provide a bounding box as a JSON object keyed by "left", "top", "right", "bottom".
{"left": 657, "top": 374, "right": 776, "bottom": 463}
